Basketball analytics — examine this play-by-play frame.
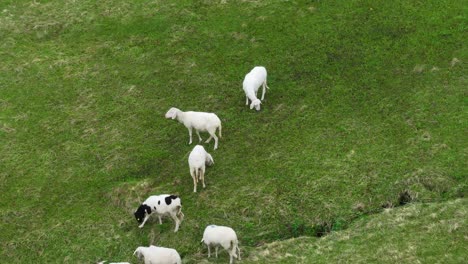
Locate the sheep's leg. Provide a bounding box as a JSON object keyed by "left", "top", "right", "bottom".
{"left": 138, "top": 214, "right": 150, "bottom": 228}
{"left": 177, "top": 211, "right": 184, "bottom": 223}
{"left": 188, "top": 127, "right": 193, "bottom": 144}
{"left": 158, "top": 216, "right": 162, "bottom": 225}
{"left": 196, "top": 130, "right": 202, "bottom": 142}
{"left": 215, "top": 246, "right": 219, "bottom": 258}
{"left": 201, "top": 168, "right": 206, "bottom": 188}
{"left": 207, "top": 245, "right": 211, "bottom": 258}
{"left": 208, "top": 130, "right": 219, "bottom": 150}
{"left": 190, "top": 168, "right": 197, "bottom": 184}
{"left": 230, "top": 242, "right": 238, "bottom": 258}
{"left": 245, "top": 96, "right": 249, "bottom": 105}
{"left": 205, "top": 135, "right": 213, "bottom": 143}
{"left": 170, "top": 212, "right": 180, "bottom": 232}
{"left": 192, "top": 175, "right": 197, "bottom": 193}
{"left": 237, "top": 245, "right": 241, "bottom": 260}
{"left": 261, "top": 82, "right": 266, "bottom": 100}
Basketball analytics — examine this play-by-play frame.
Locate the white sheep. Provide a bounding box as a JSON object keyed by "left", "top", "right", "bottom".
{"left": 243, "top": 66, "right": 270, "bottom": 111}
{"left": 201, "top": 225, "right": 241, "bottom": 264}
{"left": 133, "top": 245, "right": 181, "bottom": 264}
{"left": 165, "top": 107, "right": 222, "bottom": 150}
{"left": 188, "top": 145, "right": 214, "bottom": 193}
{"left": 134, "top": 194, "right": 184, "bottom": 232}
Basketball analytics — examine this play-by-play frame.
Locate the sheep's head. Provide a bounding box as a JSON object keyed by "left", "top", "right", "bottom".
{"left": 250, "top": 99, "right": 261, "bottom": 111}
{"left": 165, "top": 107, "right": 180, "bottom": 119}
{"left": 205, "top": 153, "right": 214, "bottom": 166}
{"left": 134, "top": 204, "right": 151, "bottom": 224}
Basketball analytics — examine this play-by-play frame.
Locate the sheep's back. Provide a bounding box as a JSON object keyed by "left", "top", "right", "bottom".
{"left": 145, "top": 246, "right": 181, "bottom": 264}
{"left": 203, "top": 225, "right": 237, "bottom": 244}
{"left": 184, "top": 112, "right": 220, "bottom": 130}
{"left": 243, "top": 67, "right": 267, "bottom": 91}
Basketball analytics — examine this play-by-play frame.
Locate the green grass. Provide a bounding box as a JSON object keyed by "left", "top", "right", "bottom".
{"left": 248, "top": 198, "right": 468, "bottom": 263}
{"left": 0, "top": 0, "right": 466, "bottom": 263}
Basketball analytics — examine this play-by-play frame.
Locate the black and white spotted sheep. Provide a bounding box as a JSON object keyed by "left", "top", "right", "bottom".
{"left": 134, "top": 194, "right": 184, "bottom": 232}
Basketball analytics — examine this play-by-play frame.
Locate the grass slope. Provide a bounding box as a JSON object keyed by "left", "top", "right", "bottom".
{"left": 0, "top": 0, "right": 466, "bottom": 263}
{"left": 248, "top": 198, "right": 468, "bottom": 264}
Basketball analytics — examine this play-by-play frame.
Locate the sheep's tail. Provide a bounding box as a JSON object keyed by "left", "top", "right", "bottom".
{"left": 265, "top": 79, "right": 270, "bottom": 89}
{"left": 218, "top": 123, "right": 222, "bottom": 138}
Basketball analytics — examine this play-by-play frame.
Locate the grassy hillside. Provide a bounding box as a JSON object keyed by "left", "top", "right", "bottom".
{"left": 248, "top": 198, "right": 467, "bottom": 263}
{"left": 0, "top": 0, "right": 466, "bottom": 263}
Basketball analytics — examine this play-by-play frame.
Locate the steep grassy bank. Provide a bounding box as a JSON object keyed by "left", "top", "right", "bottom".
{"left": 247, "top": 198, "right": 467, "bottom": 263}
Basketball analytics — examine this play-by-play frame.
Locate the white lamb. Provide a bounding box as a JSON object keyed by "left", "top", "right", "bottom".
{"left": 133, "top": 194, "right": 184, "bottom": 232}
{"left": 243, "top": 66, "right": 270, "bottom": 111}
{"left": 165, "top": 107, "right": 222, "bottom": 150}
{"left": 133, "top": 245, "right": 181, "bottom": 264}
{"left": 188, "top": 145, "right": 214, "bottom": 193}
{"left": 201, "top": 225, "right": 241, "bottom": 264}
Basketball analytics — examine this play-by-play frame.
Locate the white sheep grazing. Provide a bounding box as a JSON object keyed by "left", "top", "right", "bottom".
{"left": 133, "top": 245, "right": 181, "bottom": 264}
{"left": 134, "top": 194, "right": 184, "bottom": 232}
{"left": 188, "top": 145, "right": 214, "bottom": 193}
{"left": 201, "top": 225, "right": 241, "bottom": 264}
{"left": 243, "top": 66, "right": 270, "bottom": 111}
{"left": 165, "top": 107, "right": 222, "bottom": 150}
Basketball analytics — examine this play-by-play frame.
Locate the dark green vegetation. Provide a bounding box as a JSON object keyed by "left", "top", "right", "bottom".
{"left": 0, "top": 0, "right": 466, "bottom": 263}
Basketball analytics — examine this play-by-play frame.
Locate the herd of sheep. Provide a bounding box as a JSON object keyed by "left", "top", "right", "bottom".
{"left": 104, "top": 66, "right": 269, "bottom": 264}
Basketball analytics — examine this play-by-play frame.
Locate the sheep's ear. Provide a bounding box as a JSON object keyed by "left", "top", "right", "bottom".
{"left": 145, "top": 206, "right": 152, "bottom": 215}
{"left": 250, "top": 102, "right": 254, "bottom": 109}
{"left": 171, "top": 111, "right": 177, "bottom": 119}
